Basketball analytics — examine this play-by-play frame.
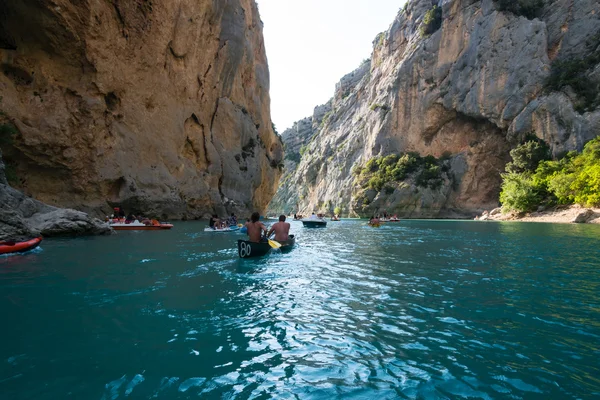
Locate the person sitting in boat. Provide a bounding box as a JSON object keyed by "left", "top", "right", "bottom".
{"left": 267, "top": 215, "right": 290, "bottom": 242}
{"left": 228, "top": 213, "right": 237, "bottom": 226}
{"left": 369, "top": 216, "right": 380, "bottom": 225}
{"left": 309, "top": 212, "right": 318, "bottom": 220}
{"left": 126, "top": 213, "right": 136, "bottom": 223}
{"left": 246, "top": 212, "right": 268, "bottom": 243}
{"left": 141, "top": 217, "right": 151, "bottom": 226}
{"left": 209, "top": 214, "right": 220, "bottom": 230}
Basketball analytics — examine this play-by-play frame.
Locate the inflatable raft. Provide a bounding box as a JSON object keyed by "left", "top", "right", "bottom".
{"left": 204, "top": 226, "right": 240, "bottom": 233}
{"left": 0, "top": 237, "right": 43, "bottom": 255}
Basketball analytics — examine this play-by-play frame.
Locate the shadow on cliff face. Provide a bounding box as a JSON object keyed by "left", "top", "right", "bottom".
{"left": 0, "top": 1, "right": 90, "bottom": 68}
{"left": 0, "top": 0, "right": 92, "bottom": 200}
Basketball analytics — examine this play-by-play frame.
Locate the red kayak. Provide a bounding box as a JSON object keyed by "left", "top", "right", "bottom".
{"left": 0, "top": 237, "right": 43, "bottom": 255}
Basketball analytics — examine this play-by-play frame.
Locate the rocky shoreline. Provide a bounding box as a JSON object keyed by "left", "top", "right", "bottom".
{"left": 475, "top": 205, "right": 600, "bottom": 224}
{"left": 0, "top": 150, "right": 112, "bottom": 241}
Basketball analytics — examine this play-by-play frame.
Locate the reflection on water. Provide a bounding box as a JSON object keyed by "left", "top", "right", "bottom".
{"left": 1, "top": 220, "right": 599, "bottom": 399}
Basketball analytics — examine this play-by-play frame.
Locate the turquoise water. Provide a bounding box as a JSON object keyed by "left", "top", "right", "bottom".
{"left": 1, "top": 220, "right": 599, "bottom": 399}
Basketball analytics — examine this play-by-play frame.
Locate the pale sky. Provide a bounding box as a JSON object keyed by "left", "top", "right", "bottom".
{"left": 257, "top": 0, "right": 407, "bottom": 132}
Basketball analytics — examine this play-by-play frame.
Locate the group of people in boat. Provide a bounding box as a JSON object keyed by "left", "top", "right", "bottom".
{"left": 294, "top": 212, "right": 340, "bottom": 221}
{"left": 209, "top": 213, "right": 238, "bottom": 230}
{"left": 369, "top": 213, "right": 400, "bottom": 225}
{"left": 243, "top": 212, "right": 291, "bottom": 243}
{"left": 106, "top": 207, "right": 160, "bottom": 226}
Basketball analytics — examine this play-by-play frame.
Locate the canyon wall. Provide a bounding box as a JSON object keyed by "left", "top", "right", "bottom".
{"left": 0, "top": 0, "right": 282, "bottom": 219}
{"left": 268, "top": 0, "right": 600, "bottom": 218}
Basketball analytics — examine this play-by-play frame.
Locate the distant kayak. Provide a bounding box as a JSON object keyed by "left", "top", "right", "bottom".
{"left": 204, "top": 226, "right": 240, "bottom": 233}
{"left": 0, "top": 237, "right": 43, "bottom": 255}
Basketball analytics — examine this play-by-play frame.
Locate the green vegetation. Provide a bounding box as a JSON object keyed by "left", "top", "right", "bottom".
{"left": 420, "top": 5, "right": 442, "bottom": 37}
{"left": 500, "top": 137, "right": 600, "bottom": 212}
{"left": 319, "top": 111, "right": 333, "bottom": 128}
{"left": 495, "top": 0, "right": 545, "bottom": 19}
{"left": 355, "top": 152, "right": 448, "bottom": 193}
{"left": 285, "top": 152, "right": 300, "bottom": 163}
{"left": 545, "top": 34, "right": 600, "bottom": 113}
{"left": 0, "top": 123, "right": 18, "bottom": 148}
{"left": 334, "top": 206, "right": 342, "bottom": 216}
{"left": 369, "top": 103, "right": 390, "bottom": 112}
{"left": 505, "top": 138, "right": 551, "bottom": 174}
{"left": 4, "top": 163, "right": 17, "bottom": 184}
{"left": 299, "top": 145, "right": 308, "bottom": 157}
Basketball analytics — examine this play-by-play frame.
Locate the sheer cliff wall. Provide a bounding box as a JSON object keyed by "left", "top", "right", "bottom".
{"left": 269, "top": 0, "right": 600, "bottom": 218}
{"left": 0, "top": 0, "right": 282, "bottom": 218}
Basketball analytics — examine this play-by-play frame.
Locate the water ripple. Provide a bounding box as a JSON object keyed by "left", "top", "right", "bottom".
{"left": 0, "top": 220, "right": 599, "bottom": 399}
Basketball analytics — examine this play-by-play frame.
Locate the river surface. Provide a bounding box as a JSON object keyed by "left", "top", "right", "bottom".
{"left": 1, "top": 220, "right": 599, "bottom": 399}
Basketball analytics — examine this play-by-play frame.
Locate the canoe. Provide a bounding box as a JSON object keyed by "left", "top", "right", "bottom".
{"left": 237, "top": 239, "right": 272, "bottom": 258}
{"left": 302, "top": 220, "right": 327, "bottom": 228}
{"left": 0, "top": 237, "right": 43, "bottom": 255}
{"left": 279, "top": 234, "right": 296, "bottom": 251}
{"left": 204, "top": 226, "right": 240, "bottom": 232}
{"left": 110, "top": 222, "right": 173, "bottom": 231}
{"left": 237, "top": 235, "right": 296, "bottom": 258}
{"left": 369, "top": 223, "right": 381, "bottom": 228}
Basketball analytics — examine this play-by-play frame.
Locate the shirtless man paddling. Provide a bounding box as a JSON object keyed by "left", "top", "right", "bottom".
{"left": 246, "top": 212, "right": 267, "bottom": 242}
{"left": 267, "top": 215, "right": 290, "bottom": 242}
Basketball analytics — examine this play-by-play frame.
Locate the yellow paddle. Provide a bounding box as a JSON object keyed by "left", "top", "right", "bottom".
{"left": 268, "top": 239, "right": 282, "bottom": 249}
{"left": 265, "top": 231, "right": 282, "bottom": 249}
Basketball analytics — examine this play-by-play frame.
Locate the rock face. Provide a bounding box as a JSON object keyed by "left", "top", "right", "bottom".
{"left": 268, "top": 0, "right": 600, "bottom": 218}
{"left": 0, "top": 0, "right": 282, "bottom": 219}
{"left": 0, "top": 150, "right": 111, "bottom": 240}
{"left": 572, "top": 209, "right": 596, "bottom": 224}
{"left": 269, "top": 101, "right": 332, "bottom": 214}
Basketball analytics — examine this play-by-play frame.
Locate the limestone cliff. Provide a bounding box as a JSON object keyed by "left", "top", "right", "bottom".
{"left": 0, "top": 0, "right": 282, "bottom": 219}
{"left": 268, "top": 0, "right": 600, "bottom": 218}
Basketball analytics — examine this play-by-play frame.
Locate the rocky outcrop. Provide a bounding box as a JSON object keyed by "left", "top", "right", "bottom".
{"left": 268, "top": 0, "right": 600, "bottom": 218}
{"left": 0, "top": 150, "right": 111, "bottom": 240}
{"left": 474, "top": 205, "right": 600, "bottom": 224}
{"left": 571, "top": 209, "right": 596, "bottom": 224}
{"left": 0, "top": 0, "right": 282, "bottom": 219}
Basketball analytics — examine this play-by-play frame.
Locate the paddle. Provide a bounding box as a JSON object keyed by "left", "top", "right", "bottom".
{"left": 264, "top": 232, "right": 282, "bottom": 249}
{"left": 267, "top": 239, "right": 282, "bottom": 249}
